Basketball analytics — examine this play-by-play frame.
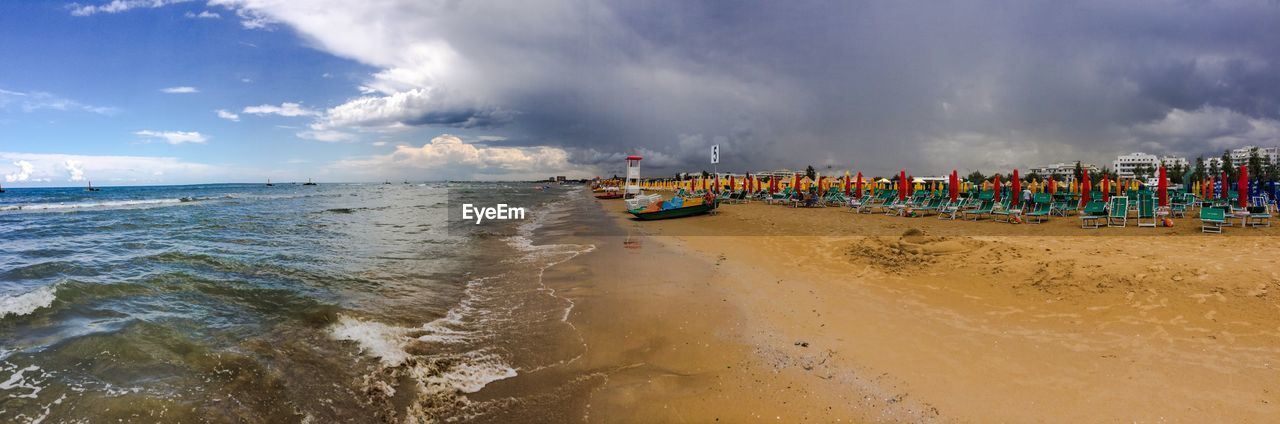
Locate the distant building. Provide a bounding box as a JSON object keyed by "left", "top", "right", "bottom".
{"left": 1229, "top": 146, "right": 1280, "bottom": 164}
{"left": 1112, "top": 152, "right": 1161, "bottom": 177}
{"left": 556, "top": 176, "right": 566, "bottom": 182}
{"left": 1160, "top": 156, "right": 1188, "bottom": 169}
{"left": 1029, "top": 162, "right": 1099, "bottom": 180}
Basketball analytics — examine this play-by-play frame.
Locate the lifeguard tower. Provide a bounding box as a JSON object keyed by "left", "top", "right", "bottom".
{"left": 624, "top": 155, "right": 643, "bottom": 198}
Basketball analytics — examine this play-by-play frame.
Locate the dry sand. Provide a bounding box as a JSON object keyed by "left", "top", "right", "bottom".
{"left": 558, "top": 196, "right": 1280, "bottom": 422}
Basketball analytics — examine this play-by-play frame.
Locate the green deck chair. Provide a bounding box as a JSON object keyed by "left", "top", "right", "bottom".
{"left": 1080, "top": 200, "right": 1107, "bottom": 229}
{"left": 1107, "top": 197, "right": 1129, "bottom": 227}
{"left": 1200, "top": 207, "right": 1226, "bottom": 233}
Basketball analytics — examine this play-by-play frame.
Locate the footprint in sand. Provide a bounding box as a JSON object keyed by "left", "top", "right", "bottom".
{"left": 1204, "top": 310, "right": 1218, "bottom": 320}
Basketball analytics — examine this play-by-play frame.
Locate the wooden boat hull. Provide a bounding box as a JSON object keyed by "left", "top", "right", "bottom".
{"left": 628, "top": 201, "right": 718, "bottom": 220}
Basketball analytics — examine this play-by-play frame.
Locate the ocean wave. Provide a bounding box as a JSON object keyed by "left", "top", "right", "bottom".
{"left": 0, "top": 285, "right": 58, "bottom": 319}
{"left": 0, "top": 197, "right": 196, "bottom": 213}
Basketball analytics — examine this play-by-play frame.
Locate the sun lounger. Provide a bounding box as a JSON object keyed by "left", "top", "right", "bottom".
{"left": 1247, "top": 206, "right": 1271, "bottom": 227}
{"left": 914, "top": 197, "right": 944, "bottom": 216}
{"left": 937, "top": 199, "right": 960, "bottom": 220}
{"left": 1107, "top": 197, "right": 1129, "bottom": 227}
{"left": 1201, "top": 207, "right": 1226, "bottom": 233}
{"left": 1136, "top": 196, "right": 1157, "bottom": 227}
{"left": 965, "top": 199, "right": 995, "bottom": 221}
{"left": 1079, "top": 200, "right": 1106, "bottom": 229}
{"left": 1025, "top": 193, "right": 1052, "bottom": 223}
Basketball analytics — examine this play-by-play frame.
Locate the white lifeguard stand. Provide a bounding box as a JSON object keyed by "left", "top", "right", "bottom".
{"left": 624, "top": 155, "right": 643, "bottom": 198}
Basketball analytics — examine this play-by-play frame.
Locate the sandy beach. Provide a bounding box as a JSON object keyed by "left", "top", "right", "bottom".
{"left": 552, "top": 193, "right": 1280, "bottom": 422}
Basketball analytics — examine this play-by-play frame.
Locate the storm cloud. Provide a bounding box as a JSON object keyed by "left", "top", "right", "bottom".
{"left": 214, "top": 0, "right": 1280, "bottom": 176}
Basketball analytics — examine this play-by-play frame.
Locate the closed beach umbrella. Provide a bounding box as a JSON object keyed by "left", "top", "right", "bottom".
{"left": 1047, "top": 178, "right": 1056, "bottom": 195}
{"left": 1158, "top": 166, "right": 1168, "bottom": 207}
{"left": 1011, "top": 169, "right": 1021, "bottom": 207}
{"left": 992, "top": 174, "right": 1002, "bottom": 202}
{"left": 1239, "top": 165, "right": 1248, "bottom": 208}
{"left": 728, "top": 175, "right": 735, "bottom": 192}
{"left": 1080, "top": 171, "right": 1091, "bottom": 207}
{"left": 855, "top": 172, "right": 863, "bottom": 198}
{"left": 792, "top": 173, "right": 800, "bottom": 191}
{"left": 1220, "top": 172, "right": 1227, "bottom": 199}
{"left": 1102, "top": 177, "right": 1110, "bottom": 202}
{"left": 949, "top": 170, "right": 959, "bottom": 202}
{"left": 843, "top": 171, "right": 851, "bottom": 196}
{"left": 899, "top": 170, "right": 908, "bottom": 201}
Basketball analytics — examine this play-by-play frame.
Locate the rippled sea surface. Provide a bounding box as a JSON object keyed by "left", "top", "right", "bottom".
{"left": 0, "top": 182, "right": 591, "bottom": 422}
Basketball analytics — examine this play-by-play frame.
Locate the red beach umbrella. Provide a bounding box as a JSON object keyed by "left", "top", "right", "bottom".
{"left": 1102, "top": 177, "right": 1110, "bottom": 202}
{"left": 1080, "top": 171, "right": 1091, "bottom": 207}
{"left": 843, "top": 173, "right": 851, "bottom": 196}
{"left": 899, "top": 170, "right": 907, "bottom": 201}
{"left": 1158, "top": 166, "right": 1168, "bottom": 207}
{"left": 728, "top": 175, "right": 735, "bottom": 192}
{"left": 992, "top": 174, "right": 1002, "bottom": 202}
{"left": 949, "top": 170, "right": 959, "bottom": 202}
{"left": 1220, "top": 171, "right": 1227, "bottom": 199}
{"left": 1047, "top": 178, "right": 1056, "bottom": 195}
{"left": 855, "top": 172, "right": 863, "bottom": 198}
{"left": 1239, "top": 165, "right": 1248, "bottom": 208}
{"left": 1011, "top": 169, "right": 1021, "bottom": 207}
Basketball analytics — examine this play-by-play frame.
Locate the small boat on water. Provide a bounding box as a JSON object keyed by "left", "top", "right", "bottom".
{"left": 266, "top": 178, "right": 274, "bottom": 187}
{"left": 86, "top": 181, "right": 101, "bottom": 192}
{"left": 303, "top": 178, "right": 318, "bottom": 186}
{"left": 628, "top": 196, "right": 718, "bottom": 220}
{"left": 0, "top": 182, "right": 5, "bottom": 193}
{"left": 384, "top": 180, "right": 391, "bottom": 185}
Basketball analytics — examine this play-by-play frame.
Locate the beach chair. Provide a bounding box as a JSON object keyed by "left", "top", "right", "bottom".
{"left": 1079, "top": 200, "right": 1107, "bottom": 229}
{"left": 1247, "top": 206, "right": 1271, "bottom": 227}
{"left": 1200, "top": 207, "right": 1226, "bottom": 233}
{"left": 937, "top": 199, "right": 961, "bottom": 220}
{"left": 1025, "top": 193, "right": 1052, "bottom": 223}
{"left": 965, "top": 200, "right": 995, "bottom": 221}
{"left": 990, "top": 198, "right": 1017, "bottom": 222}
{"left": 768, "top": 188, "right": 793, "bottom": 205}
{"left": 1107, "top": 197, "right": 1129, "bottom": 227}
{"left": 1170, "top": 193, "right": 1193, "bottom": 218}
{"left": 1135, "top": 197, "right": 1157, "bottom": 227}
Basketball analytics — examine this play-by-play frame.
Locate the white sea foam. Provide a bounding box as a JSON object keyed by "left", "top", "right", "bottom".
{"left": 0, "top": 198, "right": 187, "bottom": 213}
{"left": 421, "top": 354, "right": 517, "bottom": 394}
{"left": 0, "top": 285, "right": 57, "bottom": 319}
{"left": 329, "top": 315, "right": 413, "bottom": 367}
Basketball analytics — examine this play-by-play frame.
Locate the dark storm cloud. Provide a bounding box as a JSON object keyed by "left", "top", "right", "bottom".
{"left": 229, "top": 0, "right": 1280, "bottom": 176}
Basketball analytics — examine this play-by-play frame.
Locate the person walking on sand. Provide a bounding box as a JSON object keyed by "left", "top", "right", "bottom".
{"left": 1022, "top": 187, "right": 1032, "bottom": 206}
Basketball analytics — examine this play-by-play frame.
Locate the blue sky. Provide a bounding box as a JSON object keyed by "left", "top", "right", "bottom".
{"left": 0, "top": 1, "right": 568, "bottom": 185}
{"left": 4, "top": 1, "right": 1280, "bottom": 185}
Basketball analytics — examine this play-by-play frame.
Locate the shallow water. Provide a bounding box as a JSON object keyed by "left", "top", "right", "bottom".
{"left": 0, "top": 182, "right": 591, "bottom": 422}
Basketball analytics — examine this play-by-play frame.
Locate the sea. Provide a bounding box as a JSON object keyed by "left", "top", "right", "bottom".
{"left": 0, "top": 182, "right": 598, "bottom": 422}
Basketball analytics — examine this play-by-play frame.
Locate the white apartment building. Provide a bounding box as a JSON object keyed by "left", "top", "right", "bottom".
{"left": 1160, "top": 156, "right": 1188, "bottom": 169}
{"left": 1112, "top": 152, "right": 1161, "bottom": 177}
{"left": 1229, "top": 146, "right": 1280, "bottom": 164}
{"left": 1029, "top": 162, "right": 1100, "bottom": 180}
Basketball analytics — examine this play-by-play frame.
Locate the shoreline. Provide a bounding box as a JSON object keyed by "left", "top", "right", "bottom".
{"left": 535, "top": 193, "right": 1280, "bottom": 422}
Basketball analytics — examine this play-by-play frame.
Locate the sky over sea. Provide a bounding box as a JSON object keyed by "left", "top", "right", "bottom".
{"left": 2, "top": 1, "right": 1280, "bottom": 185}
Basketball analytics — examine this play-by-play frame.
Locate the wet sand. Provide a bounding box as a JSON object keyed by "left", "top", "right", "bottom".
{"left": 553, "top": 195, "right": 1280, "bottom": 422}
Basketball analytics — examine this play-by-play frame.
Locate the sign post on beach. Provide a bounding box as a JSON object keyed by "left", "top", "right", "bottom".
{"left": 710, "top": 144, "right": 719, "bottom": 193}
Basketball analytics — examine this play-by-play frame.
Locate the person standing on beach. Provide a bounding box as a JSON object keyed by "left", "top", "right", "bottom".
{"left": 1022, "top": 187, "right": 1032, "bottom": 206}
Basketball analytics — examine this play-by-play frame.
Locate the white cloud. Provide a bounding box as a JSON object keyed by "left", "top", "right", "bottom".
{"left": 215, "top": 109, "right": 240, "bottom": 121}
{"left": 296, "top": 129, "right": 355, "bottom": 142}
{"left": 1, "top": 152, "right": 222, "bottom": 185}
{"left": 68, "top": 0, "right": 191, "bottom": 16}
{"left": 0, "top": 88, "right": 118, "bottom": 115}
{"left": 184, "top": 10, "right": 221, "bottom": 19}
{"left": 371, "top": 141, "right": 389, "bottom": 146}
{"left": 331, "top": 134, "right": 590, "bottom": 180}
{"left": 5, "top": 160, "right": 35, "bottom": 183}
{"left": 135, "top": 130, "right": 209, "bottom": 145}
{"left": 64, "top": 160, "right": 86, "bottom": 182}
{"left": 242, "top": 102, "right": 318, "bottom": 117}
{"left": 161, "top": 86, "right": 199, "bottom": 93}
